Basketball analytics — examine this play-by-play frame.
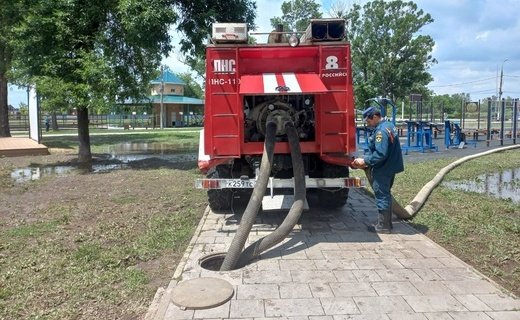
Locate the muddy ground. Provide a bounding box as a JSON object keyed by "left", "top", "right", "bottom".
{"left": 0, "top": 152, "right": 207, "bottom": 319}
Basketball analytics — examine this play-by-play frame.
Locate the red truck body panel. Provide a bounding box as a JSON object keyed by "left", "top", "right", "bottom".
{"left": 204, "top": 43, "right": 356, "bottom": 165}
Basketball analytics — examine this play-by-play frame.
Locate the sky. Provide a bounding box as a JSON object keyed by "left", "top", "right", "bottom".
{"left": 7, "top": 0, "right": 520, "bottom": 107}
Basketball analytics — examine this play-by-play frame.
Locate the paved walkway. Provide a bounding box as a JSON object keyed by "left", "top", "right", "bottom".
{"left": 146, "top": 189, "right": 519, "bottom": 320}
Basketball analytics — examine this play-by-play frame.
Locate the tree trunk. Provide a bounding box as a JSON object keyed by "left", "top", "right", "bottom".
{"left": 0, "top": 72, "right": 11, "bottom": 137}
{"left": 51, "top": 111, "right": 59, "bottom": 130}
{"left": 77, "top": 106, "right": 92, "bottom": 164}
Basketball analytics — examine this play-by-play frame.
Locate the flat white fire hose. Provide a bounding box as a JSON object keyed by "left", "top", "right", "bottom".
{"left": 364, "top": 145, "right": 520, "bottom": 219}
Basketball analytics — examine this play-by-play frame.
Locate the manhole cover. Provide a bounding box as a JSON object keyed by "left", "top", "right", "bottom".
{"left": 171, "top": 277, "right": 234, "bottom": 309}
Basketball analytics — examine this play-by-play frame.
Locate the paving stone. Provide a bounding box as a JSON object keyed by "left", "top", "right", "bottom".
{"left": 280, "top": 248, "right": 310, "bottom": 260}
{"left": 314, "top": 259, "right": 358, "bottom": 271}
{"left": 163, "top": 303, "right": 194, "bottom": 320}
{"left": 353, "top": 296, "right": 414, "bottom": 314}
{"left": 375, "top": 269, "right": 422, "bottom": 282}
{"left": 453, "top": 294, "right": 493, "bottom": 311}
{"left": 309, "top": 282, "right": 335, "bottom": 298}
{"left": 291, "top": 270, "right": 339, "bottom": 283}
{"left": 355, "top": 258, "right": 404, "bottom": 270}
{"left": 333, "top": 315, "right": 391, "bottom": 320}
{"left": 322, "top": 250, "right": 362, "bottom": 260}
{"left": 403, "top": 295, "right": 467, "bottom": 313}
{"left": 264, "top": 298, "right": 324, "bottom": 317}
{"left": 475, "top": 293, "right": 520, "bottom": 311}
{"left": 193, "top": 301, "right": 230, "bottom": 319}
{"left": 236, "top": 284, "right": 279, "bottom": 300}
{"left": 371, "top": 281, "right": 421, "bottom": 296}
{"left": 484, "top": 311, "right": 520, "bottom": 320}
{"left": 333, "top": 270, "right": 358, "bottom": 282}
{"left": 386, "top": 312, "right": 428, "bottom": 319}
{"left": 330, "top": 282, "right": 377, "bottom": 297}
{"left": 320, "top": 297, "right": 360, "bottom": 315}
{"left": 447, "top": 311, "right": 492, "bottom": 319}
{"left": 309, "top": 316, "right": 334, "bottom": 320}
{"left": 432, "top": 268, "right": 482, "bottom": 281}
{"left": 399, "top": 249, "right": 425, "bottom": 259}
{"left": 280, "top": 259, "right": 317, "bottom": 271}
{"left": 422, "top": 312, "right": 455, "bottom": 320}
{"left": 435, "top": 257, "right": 466, "bottom": 268}
{"left": 397, "top": 258, "right": 446, "bottom": 269}
{"left": 305, "top": 249, "right": 326, "bottom": 260}
{"left": 254, "top": 258, "right": 280, "bottom": 271}
{"left": 353, "top": 270, "right": 383, "bottom": 282}
{"left": 410, "top": 281, "right": 452, "bottom": 295}
{"left": 411, "top": 269, "right": 444, "bottom": 281}
{"left": 280, "top": 283, "right": 313, "bottom": 298}
{"left": 229, "top": 299, "right": 264, "bottom": 318}
{"left": 441, "top": 280, "right": 501, "bottom": 295}
{"left": 243, "top": 270, "right": 292, "bottom": 284}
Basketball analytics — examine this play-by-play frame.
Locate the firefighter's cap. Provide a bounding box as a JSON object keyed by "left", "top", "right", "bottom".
{"left": 362, "top": 106, "right": 379, "bottom": 121}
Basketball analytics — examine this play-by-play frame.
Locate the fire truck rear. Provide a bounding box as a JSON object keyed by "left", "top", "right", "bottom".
{"left": 196, "top": 19, "right": 361, "bottom": 211}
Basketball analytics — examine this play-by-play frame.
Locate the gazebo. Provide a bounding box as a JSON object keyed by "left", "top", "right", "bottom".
{"left": 149, "top": 69, "right": 204, "bottom": 127}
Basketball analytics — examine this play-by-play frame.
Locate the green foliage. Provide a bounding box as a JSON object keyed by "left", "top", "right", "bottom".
{"left": 270, "top": 0, "right": 323, "bottom": 32}
{"left": 344, "top": 0, "right": 436, "bottom": 106}
{"left": 177, "top": 72, "right": 204, "bottom": 99}
{"left": 176, "top": 0, "right": 257, "bottom": 69}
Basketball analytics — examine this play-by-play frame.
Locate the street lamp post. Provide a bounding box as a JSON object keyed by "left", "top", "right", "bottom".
{"left": 160, "top": 65, "right": 164, "bottom": 129}
{"left": 497, "top": 59, "right": 508, "bottom": 120}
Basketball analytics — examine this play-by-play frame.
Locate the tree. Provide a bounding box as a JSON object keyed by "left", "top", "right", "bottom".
{"left": 343, "top": 0, "right": 436, "bottom": 106}
{"left": 0, "top": 1, "right": 24, "bottom": 137}
{"left": 177, "top": 72, "right": 203, "bottom": 99}
{"left": 10, "top": 0, "right": 256, "bottom": 164}
{"left": 270, "top": 0, "right": 322, "bottom": 32}
{"left": 176, "top": 0, "right": 257, "bottom": 70}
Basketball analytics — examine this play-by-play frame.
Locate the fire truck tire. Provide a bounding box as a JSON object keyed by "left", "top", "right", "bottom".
{"left": 316, "top": 163, "right": 349, "bottom": 208}
{"left": 207, "top": 166, "right": 233, "bottom": 212}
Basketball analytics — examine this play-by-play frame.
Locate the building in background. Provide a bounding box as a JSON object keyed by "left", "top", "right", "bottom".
{"left": 149, "top": 68, "right": 204, "bottom": 128}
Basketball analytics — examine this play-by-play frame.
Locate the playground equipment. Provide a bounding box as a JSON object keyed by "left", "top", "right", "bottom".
{"left": 444, "top": 120, "right": 478, "bottom": 149}
{"left": 401, "top": 120, "right": 438, "bottom": 154}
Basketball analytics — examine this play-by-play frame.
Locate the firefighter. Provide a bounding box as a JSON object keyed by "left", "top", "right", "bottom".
{"left": 352, "top": 106, "right": 404, "bottom": 233}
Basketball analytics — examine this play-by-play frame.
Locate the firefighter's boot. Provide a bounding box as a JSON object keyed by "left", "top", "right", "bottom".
{"left": 368, "top": 209, "right": 393, "bottom": 234}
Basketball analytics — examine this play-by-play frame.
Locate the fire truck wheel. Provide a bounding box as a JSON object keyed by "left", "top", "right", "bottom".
{"left": 316, "top": 163, "right": 349, "bottom": 208}
{"left": 207, "top": 166, "right": 233, "bottom": 212}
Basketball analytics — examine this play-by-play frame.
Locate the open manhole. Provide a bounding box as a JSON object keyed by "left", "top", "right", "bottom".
{"left": 199, "top": 252, "right": 227, "bottom": 271}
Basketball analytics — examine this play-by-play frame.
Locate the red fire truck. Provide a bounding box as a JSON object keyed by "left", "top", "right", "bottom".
{"left": 196, "top": 19, "right": 361, "bottom": 211}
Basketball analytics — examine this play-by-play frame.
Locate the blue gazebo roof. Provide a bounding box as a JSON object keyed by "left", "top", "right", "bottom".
{"left": 150, "top": 69, "right": 186, "bottom": 85}
{"left": 148, "top": 95, "right": 203, "bottom": 105}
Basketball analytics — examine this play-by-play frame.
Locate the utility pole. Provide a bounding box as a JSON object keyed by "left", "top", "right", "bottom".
{"left": 160, "top": 65, "right": 164, "bottom": 129}
{"left": 497, "top": 58, "right": 508, "bottom": 120}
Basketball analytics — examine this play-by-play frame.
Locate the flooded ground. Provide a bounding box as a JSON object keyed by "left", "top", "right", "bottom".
{"left": 443, "top": 167, "right": 520, "bottom": 203}
{"left": 11, "top": 142, "right": 198, "bottom": 183}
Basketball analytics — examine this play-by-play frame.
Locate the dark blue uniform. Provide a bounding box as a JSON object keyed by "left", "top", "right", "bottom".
{"left": 363, "top": 119, "right": 404, "bottom": 211}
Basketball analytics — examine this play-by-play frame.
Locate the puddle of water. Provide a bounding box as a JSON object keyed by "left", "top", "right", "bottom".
{"left": 107, "top": 142, "right": 197, "bottom": 155}
{"left": 11, "top": 142, "right": 198, "bottom": 183}
{"left": 443, "top": 168, "right": 520, "bottom": 203}
{"left": 10, "top": 164, "right": 130, "bottom": 183}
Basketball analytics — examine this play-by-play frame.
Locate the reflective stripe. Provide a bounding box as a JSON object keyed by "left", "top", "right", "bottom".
{"left": 282, "top": 73, "right": 301, "bottom": 92}
{"left": 263, "top": 73, "right": 278, "bottom": 93}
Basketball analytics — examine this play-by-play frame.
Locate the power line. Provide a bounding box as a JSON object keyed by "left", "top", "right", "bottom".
{"left": 429, "top": 76, "right": 496, "bottom": 88}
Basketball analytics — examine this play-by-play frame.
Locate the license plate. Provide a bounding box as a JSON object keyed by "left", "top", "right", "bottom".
{"left": 225, "top": 180, "right": 255, "bottom": 188}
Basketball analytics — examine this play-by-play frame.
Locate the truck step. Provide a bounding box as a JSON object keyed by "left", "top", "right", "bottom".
{"left": 262, "top": 195, "right": 309, "bottom": 211}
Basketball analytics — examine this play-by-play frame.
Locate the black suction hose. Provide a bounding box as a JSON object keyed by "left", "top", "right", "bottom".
{"left": 235, "top": 121, "right": 306, "bottom": 268}
{"left": 220, "top": 121, "right": 277, "bottom": 271}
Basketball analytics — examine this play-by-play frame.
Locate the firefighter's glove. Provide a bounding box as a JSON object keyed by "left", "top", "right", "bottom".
{"left": 351, "top": 158, "right": 367, "bottom": 169}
